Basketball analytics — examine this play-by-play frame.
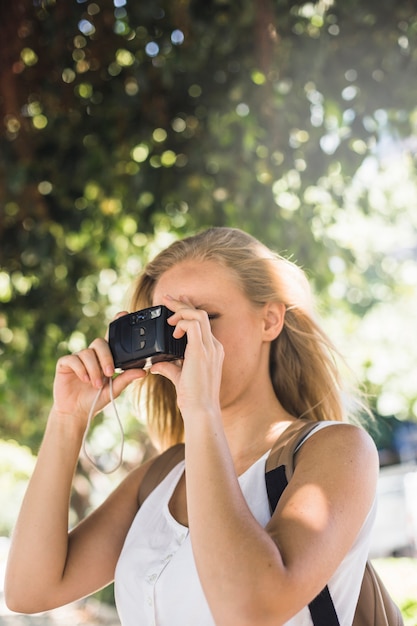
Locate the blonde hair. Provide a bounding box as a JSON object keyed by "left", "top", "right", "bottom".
{"left": 130, "top": 227, "right": 349, "bottom": 450}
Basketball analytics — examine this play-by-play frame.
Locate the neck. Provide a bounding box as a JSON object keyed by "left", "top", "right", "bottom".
{"left": 220, "top": 385, "right": 295, "bottom": 473}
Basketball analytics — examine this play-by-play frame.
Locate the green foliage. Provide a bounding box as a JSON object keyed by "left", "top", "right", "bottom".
{"left": 1, "top": 0, "right": 417, "bottom": 450}
{"left": 0, "top": 440, "right": 35, "bottom": 535}
{"left": 401, "top": 598, "right": 417, "bottom": 626}
{"left": 373, "top": 558, "right": 417, "bottom": 624}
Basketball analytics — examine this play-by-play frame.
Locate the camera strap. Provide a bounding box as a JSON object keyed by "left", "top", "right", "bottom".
{"left": 81, "top": 376, "right": 125, "bottom": 474}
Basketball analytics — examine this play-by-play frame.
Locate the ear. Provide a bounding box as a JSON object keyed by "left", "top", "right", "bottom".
{"left": 262, "top": 302, "right": 286, "bottom": 341}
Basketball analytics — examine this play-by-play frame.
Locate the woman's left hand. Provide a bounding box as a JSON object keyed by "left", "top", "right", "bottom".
{"left": 149, "top": 295, "right": 224, "bottom": 422}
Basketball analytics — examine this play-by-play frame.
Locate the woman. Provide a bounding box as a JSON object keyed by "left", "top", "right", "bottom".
{"left": 5, "top": 227, "right": 379, "bottom": 625}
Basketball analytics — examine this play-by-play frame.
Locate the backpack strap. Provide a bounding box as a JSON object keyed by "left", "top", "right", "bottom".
{"left": 265, "top": 419, "right": 340, "bottom": 626}
{"left": 353, "top": 562, "right": 404, "bottom": 626}
{"left": 266, "top": 419, "right": 320, "bottom": 472}
{"left": 138, "top": 442, "right": 185, "bottom": 506}
{"left": 265, "top": 419, "right": 320, "bottom": 511}
{"left": 266, "top": 420, "right": 404, "bottom": 626}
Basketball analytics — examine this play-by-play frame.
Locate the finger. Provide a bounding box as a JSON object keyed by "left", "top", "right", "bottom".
{"left": 170, "top": 313, "right": 214, "bottom": 351}
{"left": 163, "top": 294, "right": 196, "bottom": 316}
{"left": 88, "top": 337, "right": 115, "bottom": 378}
{"left": 171, "top": 318, "right": 203, "bottom": 344}
{"left": 104, "top": 311, "right": 129, "bottom": 341}
{"left": 56, "top": 353, "right": 92, "bottom": 384}
{"left": 178, "top": 295, "right": 195, "bottom": 308}
{"left": 149, "top": 360, "right": 182, "bottom": 386}
{"left": 163, "top": 296, "right": 211, "bottom": 330}
{"left": 78, "top": 347, "right": 109, "bottom": 389}
{"left": 60, "top": 343, "right": 110, "bottom": 390}
{"left": 162, "top": 296, "right": 217, "bottom": 353}
{"left": 110, "top": 368, "right": 148, "bottom": 396}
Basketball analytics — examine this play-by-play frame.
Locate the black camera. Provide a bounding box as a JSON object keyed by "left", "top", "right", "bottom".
{"left": 108, "top": 305, "right": 187, "bottom": 370}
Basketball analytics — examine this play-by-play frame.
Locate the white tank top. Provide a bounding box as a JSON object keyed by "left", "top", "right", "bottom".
{"left": 115, "top": 425, "right": 376, "bottom": 626}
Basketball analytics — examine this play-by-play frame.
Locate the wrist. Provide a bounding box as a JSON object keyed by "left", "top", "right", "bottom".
{"left": 182, "top": 406, "right": 223, "bottom": 440}
{"left": 47, "top": 406, "right": 88, "bottom": 440}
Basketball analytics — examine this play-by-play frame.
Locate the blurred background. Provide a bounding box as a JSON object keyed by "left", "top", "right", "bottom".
{"left": 1, "top": 0, "right": 417, "bottom": 623}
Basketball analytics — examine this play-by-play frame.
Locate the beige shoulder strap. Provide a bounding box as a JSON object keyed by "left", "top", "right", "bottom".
{"left": 265, "top": 419, "right": 321, "bottom": 476}
{"left": 138, "top": 443, "right": 185, "bottom": 506}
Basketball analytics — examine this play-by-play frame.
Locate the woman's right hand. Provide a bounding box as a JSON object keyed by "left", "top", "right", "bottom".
{"left": 52, "top": 313, "right": 146, "bottom": 426}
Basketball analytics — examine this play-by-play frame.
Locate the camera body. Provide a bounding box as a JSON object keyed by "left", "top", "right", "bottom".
{"left": 108, "top": 305, "right": 186, "bottom": 370}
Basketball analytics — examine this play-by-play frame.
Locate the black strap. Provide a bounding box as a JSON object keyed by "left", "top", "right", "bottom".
{"left": 308, "top": 587, "right": 340, "bottom": 625}
{"left": 265, "top": 466, "right": 340, "bottom": 626}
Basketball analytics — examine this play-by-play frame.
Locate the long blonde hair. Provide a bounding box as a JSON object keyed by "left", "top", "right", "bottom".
{"left": 130, "top": 227, "right": 349, "bottom": 450}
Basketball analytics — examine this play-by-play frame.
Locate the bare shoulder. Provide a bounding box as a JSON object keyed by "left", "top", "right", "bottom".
{"left": 297, "top": 422, "right": 378, "bottom": 463}
{"left": 268, "top": 422, "right": 379, "bottom": 564}
{"left": 293, "top": 422, "right": 379, "bottom": 500}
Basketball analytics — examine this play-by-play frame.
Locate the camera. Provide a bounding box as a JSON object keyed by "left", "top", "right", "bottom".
{"left": 108, "top": 305, "right": 187, "bottom": 370}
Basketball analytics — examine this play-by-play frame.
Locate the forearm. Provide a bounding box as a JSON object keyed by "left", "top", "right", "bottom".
{"left": 184, "top": 419, "right": 291, "bottom": 626}
{"left": 5, "top": 409, "right": 86, "bottom": 611}
{"left": 185, "top": 419, "right": 378, "bottom": 626}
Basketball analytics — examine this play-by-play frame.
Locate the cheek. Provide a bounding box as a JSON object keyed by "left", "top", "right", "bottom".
{"left": 212, "top": 329, "right": 235, "bottom": 359}
{"left": 211, "top": 332, "right": 234, "bottom": 376}
{"left": 217, "top": 333, "right": 251, "bottom": 375}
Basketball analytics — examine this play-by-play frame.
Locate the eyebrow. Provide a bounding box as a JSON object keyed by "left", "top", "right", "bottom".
{"left": 195, "top": 303, "right": 218, "bottom": 311}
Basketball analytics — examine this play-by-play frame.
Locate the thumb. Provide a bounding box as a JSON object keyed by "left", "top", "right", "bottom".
{"left": 110, "top": 368, "right": 147, "bottom": 397}
{"left": 150, "top": 360, "right": 182, "bottom": 387}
